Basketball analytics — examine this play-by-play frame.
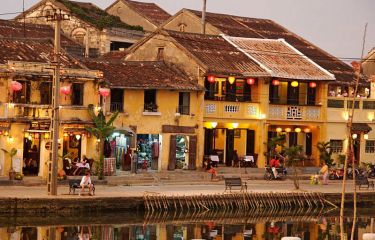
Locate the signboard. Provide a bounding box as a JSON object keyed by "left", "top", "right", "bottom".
{"left": 30, "top": 121, "right": 50, "bottom": 131}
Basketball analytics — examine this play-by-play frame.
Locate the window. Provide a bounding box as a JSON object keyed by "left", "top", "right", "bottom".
{"left": 179, "top": 23, "right": 187, "bottom": 32}
{"left": 13, "top": 81, "right": 30, "bottom": 104}
{"left": 144, "top": 89, "right": 157, "bottom": 112}
{"left": 178, "top": 92, "right": 190, "bottom": 115}
{"left": 234, "top": 79, "right": 251, "bottom": 102}
{"left": 110, "top": 88, "right": 124, "bottom": 112}
{"left": 330, "top": 140, "right": 343, "bottom": 153}
{"left": 204, "top": 78, "right": 218, "bottom": 100}
{"left": 71, "top": 83, "right": 84, "bottom": 106}
{"left": 224, "top": 80, "right": 236, "bottom": 101}
{"left": 366, "top": 140, "right": 375, "bottom": 153}
{"left": 269, "top": 84, "right": 279, "bottom": 104}
{"left": 40, "top": 82, "right": 52, "bottom": 105}
{"left": 157, "top": 47, "right": 164, "bottom": 61}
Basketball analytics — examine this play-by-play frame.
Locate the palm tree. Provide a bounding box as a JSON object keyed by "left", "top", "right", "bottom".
{"left": 85, "top": 105, "right": 119, "bottom": 179}
{"left": 284, "top": 145, "right": 306, "bottom": 190}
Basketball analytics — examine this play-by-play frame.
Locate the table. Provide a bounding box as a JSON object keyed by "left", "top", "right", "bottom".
{"left": 239, "top": 155, "right": 255, "bottom": 168}
{"left": 104, "top": 158, "right": 116, "bottom": 176}
{"left": 210, "top": 155, "right": 219, "bottom": 167}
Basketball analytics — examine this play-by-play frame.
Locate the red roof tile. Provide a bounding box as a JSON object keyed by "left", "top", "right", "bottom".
{"left": 100, "top": 51, "right": 128, "bottom": 61}
{"left": 0, "top": 37, "right": 82, "bottom": 69}
{"left": 83, "top": 60, "right": 202, "bottom": 90}
{"left": 225, "top": 37, "right": 335, "bottom": 81}
{"left": 166, "top": 30, "right": 269, "bottom": 77}
{"left": 188, "top": 9, "right": 363, "bottom": 85}
{"left": 123, "top": 0, "right": 171, "bottom": 26}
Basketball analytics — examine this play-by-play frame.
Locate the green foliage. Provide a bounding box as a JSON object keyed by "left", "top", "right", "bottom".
{"left": 15, "top": 173, "right": 24, "bottom": 180}
{"left": 56, "top": 0, "right": 143, "bottom": 31}
{"left": 284, "top": 145, "right": 306, "bottom": 190}
{"left": 1, "top": 147, "right": 18, "bottom": 170}
{"left": 85, "top": 105, "right": 119, "bottom": 179}
{"left": 264, "top": 134, "right": 286, "bottom": 161}
{"left": 317, "top": 141, "right": 334, "bottom": 166}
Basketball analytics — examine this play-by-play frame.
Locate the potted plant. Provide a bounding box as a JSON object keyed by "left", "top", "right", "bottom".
{"left": 1, "top": 148, "right": 18, "bottom": 180}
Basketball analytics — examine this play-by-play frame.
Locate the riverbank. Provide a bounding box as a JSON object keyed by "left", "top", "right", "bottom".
{"left": 0, "top": 180, "right": 374, "bottom": 214}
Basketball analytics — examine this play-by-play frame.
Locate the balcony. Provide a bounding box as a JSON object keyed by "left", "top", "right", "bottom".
{"left": 0, "top": 103, "right": 52, "bottom": 120}
{"left": 327, "top": 97, "right": 375, "bottom": 122}
{"left": 110, "top": 102, "right": 124, "bottom": 112}
{"left": 204, "top": 101, "right": 260, "bottom": 119}
{"left": 268, "top": 104, "right": 322, "bottom": 121}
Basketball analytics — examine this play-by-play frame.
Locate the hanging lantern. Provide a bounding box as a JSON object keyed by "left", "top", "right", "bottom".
{"left": 247, "top": 78, "right": 255, "bottom": 85}
{"left": 304, "top": 128, "right": 311, "bottom": 133}
{"left": 276, "top": 127, "right": 282, "bottom": 132}
{"left": 207, "top": 75, "right": 215, "bottom": 83}
{"left": 309, "top": 82, "right": 317, "bottom": 88}
{"left": 75, "top": 134, "right": 81, "bottom": 140}
{"left": 285, "top": 128, "right": 291, "bottom": 133}
{"left": 291, "top": 81, "right": 299, "bottom": 87}
{"left": 228, "top": 76, "right": 236, "bottom": 84}
{"left": 99, "top": 87, "right": 110, "bottom": 104}
{"left": 294, "top": 128, "right": 301, "bottom": 133}
{"left": 63, "top": 132, "right": 68, "bottom": 137}
{"left": 11, "top": 81, "right": 22, "bottom": 92}
{"left": 44, "top": 132, "right": 50, "bottom": 139}
{"left": 272, "top": 79, "right": 280, "bottom": 86}
{"left": 60, "top": 85, "right": 71, "bottom": 100}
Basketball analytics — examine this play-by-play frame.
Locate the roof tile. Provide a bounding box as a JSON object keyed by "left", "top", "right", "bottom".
{"left": 123, "top": 0, "right": 171, "bottom": 26}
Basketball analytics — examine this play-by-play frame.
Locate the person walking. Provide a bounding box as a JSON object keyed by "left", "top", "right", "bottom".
{"left": 320, "top": 162, "right": 329, "bottom": 185}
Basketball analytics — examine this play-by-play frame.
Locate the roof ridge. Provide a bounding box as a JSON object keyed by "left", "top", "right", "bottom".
{"left": 185, "top": 8, "right": 272, "bottom": 22}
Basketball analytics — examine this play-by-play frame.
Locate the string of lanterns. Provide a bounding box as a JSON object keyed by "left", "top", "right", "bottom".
{"left": 206, "top": 76, "right": 256, "bottom": 85}
{"left": 276, "top": 127, "right": 311, "bottom": 133}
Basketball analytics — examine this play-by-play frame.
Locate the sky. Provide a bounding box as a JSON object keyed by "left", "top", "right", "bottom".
{"left": 2, "top": 0, "right": 374, "bottom": 61}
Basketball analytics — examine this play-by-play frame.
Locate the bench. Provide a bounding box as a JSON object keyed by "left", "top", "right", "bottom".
{"left": 356, "top": 176, "right": 374, "bottom": 190}
{"left": 224, "top": 177, "right": 247, "bottom": 192}
{"left": 69, "top": 179, "right": 95, "bottom": 195}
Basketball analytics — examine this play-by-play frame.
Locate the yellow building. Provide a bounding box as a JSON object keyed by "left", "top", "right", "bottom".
{"left": 0, "top": 37, "right": 101, "bottom": 178}
{"left": 84, "top": 60, "right": 203, "bottom": 171}
{"left": 124, "top": 30, "right": 334, "bottom": 167}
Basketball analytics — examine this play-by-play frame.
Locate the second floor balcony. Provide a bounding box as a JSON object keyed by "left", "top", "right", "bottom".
{"left": 268, "top": 104, "right": 322, "bottom": 122}
{"left": 204, "top": 100, "right": 260, "bottom": 119}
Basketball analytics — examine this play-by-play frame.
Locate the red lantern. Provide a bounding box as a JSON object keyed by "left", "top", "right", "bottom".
{"left": 11, "top": 81, "right": 22, "bottom": 92}
{"left": 99, "top": 87, "right": 110, "bottom": 103}
{"left": 247, "top": 78, "right": 255, "bottom": 85}
{"left": 272, "top": 79, "right": 280, "bottom": 86}
{"left": 309, "top": 82, "right": 317, "bottom": 88}
{"left": 207, "top": 75, "right": 215, "bottom": 83}
{"left": 60, "top": 85, "right": 71, "bottom": 100}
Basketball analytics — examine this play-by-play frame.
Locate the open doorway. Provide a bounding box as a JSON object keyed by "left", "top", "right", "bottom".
{"left": 22, "top": 133, "right": 41, "bottom": 176}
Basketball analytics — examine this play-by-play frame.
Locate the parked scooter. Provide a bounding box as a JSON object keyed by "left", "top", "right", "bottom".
{"left": 264, "top": 166, "right": 287, "bottom": 180}
{"left": 367, "top": 164, "right": 375, "bottom": 179}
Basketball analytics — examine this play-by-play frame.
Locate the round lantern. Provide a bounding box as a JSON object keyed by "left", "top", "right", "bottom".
{"left": 60, "top": 85, "right": 71, "bottom": 100}
{"left": 291, "top": 81, "right": 299, "bottom": 87}
{"left": 228, "top": 76, "right": 236, "bottom": 84}
{"left": 207, "top": 75, "right": 215, "bottom": 83}
{"left": 272, "top": 79, "right": 280, "bottom": 86}
{"left": 247, "top": 78, "right": 255, "bottom": 85}
{"left": 99, "top": 87, "right": 110, "bottom": 103}
{"left": 276, "top": 127, "right": 282, "bottom": 132}
{"left": 11, "top": 81, "right": 22, "bottom": 92}
{"left": 294, "top": 128, "right": 301, "bottom": 133}
{"left": 309, "top": 82, "right": 317, "bottom": 88}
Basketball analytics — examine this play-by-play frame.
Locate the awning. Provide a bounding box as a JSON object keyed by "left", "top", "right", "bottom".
{"left": 114, "top": 126, "right": 136, "bottom": 136}
{"left": 352, "top": 123, "right": 372, "bottom": 133}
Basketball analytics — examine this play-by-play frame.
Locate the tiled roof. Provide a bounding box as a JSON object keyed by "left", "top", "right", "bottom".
{"left": 83, "top": 60, "right": 202, "bottom": 91}
{"left": 100, "top": 51, "right": 128, "bottom": 61}
{"left": 0, "top": 37, "right": 82, "bottom": 69}
{"left": 188, "top": 9, "right": 362, "bottom": 85}
{"left": 352, "top": 123, "right": 372, "bottom": 133}
{"left": 123, "top": 0, "right": 171, "bottom": 26}
{"left": 166, "top": 30, "right": 269, "bottom": 77}
{"left": 225, "top": 37, "right": 335, "bottom": 81}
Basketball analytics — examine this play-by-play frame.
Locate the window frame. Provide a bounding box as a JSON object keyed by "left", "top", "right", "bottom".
{"left": 178, "top": 92, "right": 190, "bottom": 115}
{"left": 330, "top": 140, "right": 343, "bottom": 153}
{"left": 365, "top": 140, "right": 375, "bottom": 153}
{"left": 71, "top": 83, "right": 84, "bottom": 106}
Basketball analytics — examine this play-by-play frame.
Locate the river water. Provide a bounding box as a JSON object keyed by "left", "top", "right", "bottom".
{"left": 0, "top": 209, "right": 374, "bottom": 240}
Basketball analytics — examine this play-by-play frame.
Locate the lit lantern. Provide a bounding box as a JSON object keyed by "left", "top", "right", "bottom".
{"left": 207, "top": 75, "right": 215, "bottom": 83}
{"left": 4, "top": 131, "right": 9, "bottom": 136}
{"left": 232, "top": 122, "right": 239, "bottom": 129}
{"left": 63, "top": 132, "right": 68, "bottom": 137}
{"left": 44, "top": 132, "right": 50, "bottom": 139}
{"left": 60, "top": 85, "right": 71, "bottom": 100}
{"left": 364, "top": 134, "right": 369, "bottom": 140}
{"left": 276, "top": 127, "right": 282, "bottom": 132}
{"left": 210, "top": 122, "right": 218, "bottom": 128}
{"left": 294, "top": 128, "right": 301, "bottom": 133}
{"left": 75, "top": 134, "right": 81, "bottom": 140}
{"left": 304, "top": 128, "right": 311, "bottom": 133}
{"left": 247, "top": 78, "right": 255, "bottom": 85}
{"left": 228, "top": 76, "right": 236, "bottom": 84}
{"left": 309, "top": 82, "right": 317, "bottom": 88}
{"left": 272, "top": 79, "right": 280, "bottom": 86}
{"left": 352, "top": 133, "right": 357, "bottom": 139}
{"left": 291, "top": 81, "right": 299, "bottom": 87}
{"left": 11, "top": 81, "right": 22, "bottom": 92}
{"left": 285, "top": 128, "right": 291, "bottom": 133}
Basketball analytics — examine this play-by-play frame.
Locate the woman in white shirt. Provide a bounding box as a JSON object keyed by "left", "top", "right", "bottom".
{"left": 80, "top": 171, "right": 93, "bottom": 196}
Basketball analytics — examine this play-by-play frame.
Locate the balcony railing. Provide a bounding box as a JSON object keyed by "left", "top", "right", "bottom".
{"left": 0, "top": 103, "right": 52, "bottom": 120}
{"left": 327, "top": 97, "right": 375, "bottom": 110}
{"left": 110, "top": 102, "right": 124, "bottom": 112}
{"left": 143, "top": 103, "right": 158, "bottom": 113}
{"left": 268, "top": 104, "right": 322, "bottom": 121}
{"left": 204, "top": 101, "right": 259, "bottom": 119}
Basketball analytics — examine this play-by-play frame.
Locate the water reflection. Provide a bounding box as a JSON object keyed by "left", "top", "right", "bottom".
{"left": 1, "top": 213, "right": 375, "bottom": 239}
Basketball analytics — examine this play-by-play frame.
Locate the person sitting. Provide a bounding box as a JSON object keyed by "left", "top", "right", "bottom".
{"left": 80, "top": 171, "right": 94, "bottom": 196}
{"left": 206, "top": 161, "right": 218, "bottom": 180}
{"left": 73, "top": 155, "right": 90, "bottom": 175}
{"left": 269, "top": 157, "right": 280, "bottom": 178}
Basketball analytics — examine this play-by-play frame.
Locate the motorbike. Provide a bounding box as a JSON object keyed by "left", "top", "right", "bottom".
{"left": 328, "top": 168, "right": 344, "bottom": 180}
{"left": 367, "top": 164, "right": 375, "bottom": 179}
{"left": 264, "top": 166, "right": 287, "bottom": 180}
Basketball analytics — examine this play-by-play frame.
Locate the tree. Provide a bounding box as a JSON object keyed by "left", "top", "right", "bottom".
{"left": 85, "top": 105, "right": 119, "bottom": 179}
{"left": 317, "top": 141, "right": 334, "bottom": 166}
{"left": 264, "top": 135, "right": 286, "bottom": 163}
{"left": 284, "top": 145, "right": 306, "bottom": 190}
{"left": 1, "top": 148, "right": 18, "bottom": 180}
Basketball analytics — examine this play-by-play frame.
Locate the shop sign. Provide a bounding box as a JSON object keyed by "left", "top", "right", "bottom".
{"left": 30, "top": 121, "right": 50, "bottom": 131}
{"left": 162, "top": 125, "right": 195, "bottom": 134}
{"left": 0, "top": 121, "right": 10, "bottom": 130}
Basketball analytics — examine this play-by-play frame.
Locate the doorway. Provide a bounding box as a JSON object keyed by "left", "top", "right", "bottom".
{"left": 225, "top": 129, "right": 235, "bottom": 166}
{"left": 23, "top": 134, "right": 41, "bottom": 176}
{"left": 63, "top": 135, "right": 82, "bottom": 161}
{"left": 353, "top": 138, "right": 360, "bottom": 164}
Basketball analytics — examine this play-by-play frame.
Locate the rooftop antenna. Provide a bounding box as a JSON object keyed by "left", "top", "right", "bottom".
{"left": 23, "top": 0, "right": 26, "bottom": 37}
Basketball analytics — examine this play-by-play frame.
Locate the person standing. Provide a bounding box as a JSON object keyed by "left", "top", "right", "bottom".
{"left": 320, "top": 162, "right": 329, "bottom": 185}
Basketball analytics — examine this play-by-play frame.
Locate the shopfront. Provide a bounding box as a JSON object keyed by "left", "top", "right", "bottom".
{"left": 105, "top": 127, "right": 134, "bottom": 171}
{"left": 136, "top": 134, "right": 160, "bottom": 171}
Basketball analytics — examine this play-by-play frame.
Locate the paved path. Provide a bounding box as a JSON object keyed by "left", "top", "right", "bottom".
{"left": 0, "top": 179, "right": 363, "bottom": 199}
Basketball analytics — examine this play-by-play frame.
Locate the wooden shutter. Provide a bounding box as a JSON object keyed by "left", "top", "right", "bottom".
{"left": 246, "top": 130, "right": 255, "bottom": 155}
{"left": 188, "top": 135, "right": 197, "bottom": 170}
{"left": 168, "top": 135, "right": 177, "bottom": 170}
{"left": 306, "top": 132, "right": 312, "bottom": 155}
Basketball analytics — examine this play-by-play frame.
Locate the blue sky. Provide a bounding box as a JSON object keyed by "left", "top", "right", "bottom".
{"left": 2, "top": 0, "right": 374, "bottom": 61}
